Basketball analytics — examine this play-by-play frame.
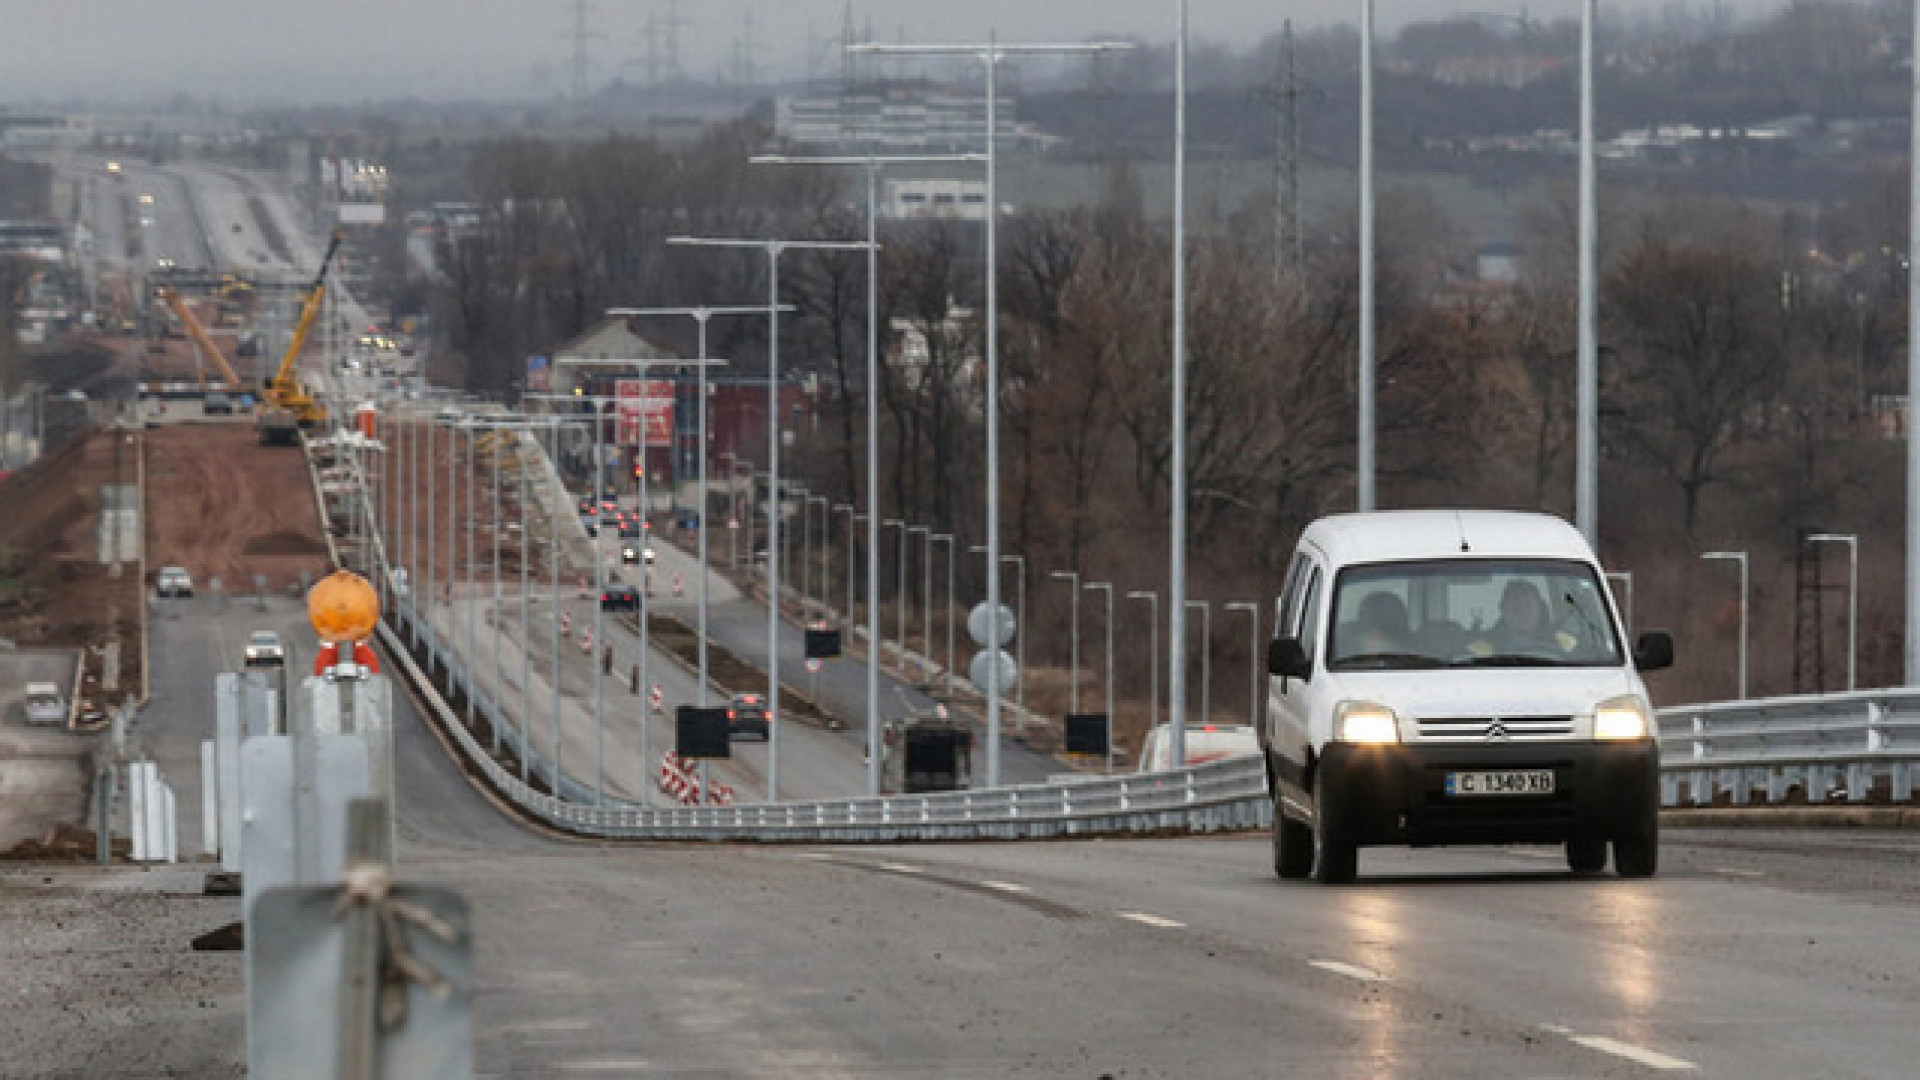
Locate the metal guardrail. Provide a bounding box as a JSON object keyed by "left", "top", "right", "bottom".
{"left": 1656, "top": 691, "right": 1920, "bottom": 806}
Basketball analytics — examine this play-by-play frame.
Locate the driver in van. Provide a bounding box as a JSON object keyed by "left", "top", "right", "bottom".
{"left": 1487, "top": 579, "right": 1574, "bottom": 654}
{"left": 1353, "top": 590, "right": 1413, "bottom": 653}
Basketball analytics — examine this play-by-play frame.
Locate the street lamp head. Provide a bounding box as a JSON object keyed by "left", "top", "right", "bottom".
{"left": 1050, "top": 571, "right": 1076, "bottom": 582}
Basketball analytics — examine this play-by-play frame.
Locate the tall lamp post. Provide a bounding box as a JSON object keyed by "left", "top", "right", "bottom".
{"left": 834, "top": 503, "right": 856, "bottom": 619}
{"left": 933, "top": 533, "right": 954, "bottom": 697}
{"left": 911, "top": 525, "right": 931, "bottom": 676}
{"left": 1807, "top": 533, "right": 1860, "bottom": 692}
{"left": 1702, "top": 551, "right": 1749, "bottom": 700}
{"left": 1127, "top": 589, "right": 1160, "bottom": 746}
{"left": 667, "top": 235, "right": 877, "bottom": 802}
{"left": 607, "top": 302, "right": 778, "bottom": 710}
{"left": 850, "top": 34, "right": 1134, "bottom": 789}
{"left": 1186, "top": 599, "right": 1211, "bottom": 726}
{"left": 885, "top": 518, "right": 907, "bottom": 662}
{"left": 1085, "top": 580, "right": 1115, "bottom": 773}
{"left": 1224, "top": 601, "right": 1261, "bottom": 731}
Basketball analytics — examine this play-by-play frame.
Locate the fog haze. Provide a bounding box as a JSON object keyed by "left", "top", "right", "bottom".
{"left": 0, "top": 0, "right": 1793, "bottom": 105}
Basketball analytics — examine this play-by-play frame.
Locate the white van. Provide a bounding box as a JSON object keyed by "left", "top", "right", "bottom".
{"left": 1262, "top": 511, "right": 1671, "bottom": 884}
{"left": 24, "top": 681, "right": 66, "bottom": 725}
{"left": 1136, "top": 722, "right": 1261, "bottom": 773}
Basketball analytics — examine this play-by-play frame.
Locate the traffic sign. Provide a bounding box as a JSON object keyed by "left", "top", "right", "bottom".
{"left": 728, "top": 517, "right": 739, "bottom": 530}
{"left": 968, "top": 649, "right": 1017, "bottom": 696}
{"left": 805, "top": 658, "right": 822, "bottom": 674}
{"left": 967, "top": 603, "right": 1017, "bottom": 649}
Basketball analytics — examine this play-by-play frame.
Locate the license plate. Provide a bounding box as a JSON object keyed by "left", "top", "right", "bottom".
{"left": 1445, "top": 769, "right": 1555, "bottom": 796}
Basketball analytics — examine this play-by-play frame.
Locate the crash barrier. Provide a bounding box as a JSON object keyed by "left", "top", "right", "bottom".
{"left": 1656, "top": 688, "right": 1920, "bottom": 806}
{"left": 126, "top": 760, "right": 177, "bottom": 863}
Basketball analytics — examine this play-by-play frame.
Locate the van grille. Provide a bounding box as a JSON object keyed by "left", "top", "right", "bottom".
{"left": 1415, "top": 716, "right": 1575, "bottom": 742}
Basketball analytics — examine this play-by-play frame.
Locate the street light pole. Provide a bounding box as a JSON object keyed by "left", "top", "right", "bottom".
{"left": 850, "top": 34, "right": 1133, "bottom": 790}
{"left": 1187, "top": 600, "right": 1211, "bottom": 725}
{"left": 1051, "top": 570, "right": 1081, "bottom": 715}
{"left": 1225, "top": 601, "right": 1260, "bottom": 731}
{"left": 834, "top": 503, "right": 855, "bottom": 620}
{"left": 1171, "top": 0, "right": 1194, "bottom": 770}
{"left": 667, "top": 238, "right": 876, "bottom": 802}
{"left": 934, "top": 533, "right": 954, "bottom": 697}
{"left": 885, "top": 518, "right": 906, "bottom": 662}
{"left": 1576, "top": 0, "right": 1600, "bottom": 550}
{"left": 1085, "top": 581, "right": 1114, "bottom": 773}
{"left": 1127, "top": 590, "right": 1160, "bottom": 747}
{"left": 911, "top": 526, "right": 930, "bottom": 678}
{"left": 810, "top": 495, "right": 830, "bottom": 619}
{"left": 1703, "top": 551, "right": 1749, "bottom": 700}
{"left": 1808, "top": 533, "right": 1860, "bottom": 691}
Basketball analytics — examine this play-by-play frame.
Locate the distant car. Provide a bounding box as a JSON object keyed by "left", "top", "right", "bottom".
{"left": 599, "top": 586, "right": 639, "bottom": 612}
{"left": 622, "top": 544, "right": 641, "bottom": 565}
{"left": 105, "top": 160, "right": 121, "bottom": 175}
{"left": 23, "top": 681, "right": 66, "bottom": 725}
{"left": 202, "top": 392, "right": 234, "bottom": 415}
{"left": 155, "top": 566, "right": 194, "bottom": 597}
{"left": 727, "top": 694, "right": 771, "bottom": 741}
{"left": 243, "top": 630, "right": 285, "bottom": 667}
{"left": 138, "top": 192, "right": 154, "bottom": 205}
{"left": 580, "top": 514, "right": 599, "bottom": 538}
{"left": 618, "top": 518, "right": 642, "bottom": 538}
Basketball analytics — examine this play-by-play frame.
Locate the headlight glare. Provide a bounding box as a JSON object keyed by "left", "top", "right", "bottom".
{"left": 1594, "top": 695, "right": 1651, "bottom": 740}
{"left": 1334, "top": 700, "right": 1399, "bottom": 744}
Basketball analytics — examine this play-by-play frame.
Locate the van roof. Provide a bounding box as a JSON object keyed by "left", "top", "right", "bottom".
{"left": 25, "top": 681, "right": 59, "bottom": 694}
{"left": 1301, "top": 510, "right": 1594, "bottom": 567}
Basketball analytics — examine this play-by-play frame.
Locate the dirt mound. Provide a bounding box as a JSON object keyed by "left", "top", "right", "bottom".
{"left": 0, "top": 823, "right": 129, "bottom": 862}
{"left": 244, "top": 529, "right": 327, "bottom": 556}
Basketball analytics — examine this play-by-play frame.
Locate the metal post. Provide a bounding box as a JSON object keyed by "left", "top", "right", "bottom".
{"left": 490, "top": 424, "right": 502, "bottom": 755}
{"left": 548, "top": 417, "right": 564, "bottom": 795}
{"left": 466, "top": 421, "right": 478, "bottom": 725}
{"left": 1187, "top": 600, "right": 1211, "bottom": 725}
{"left": 639, "top": 420, "right": 652, "bottom": 809}
{"left": 936, "top": 533, "right": 954, "bottom": 697}
{"left": 1127, "top": 590, "right": 1160, "bottom": 744}
{"left": 591, "top": 403, "right": 607, "bottom": 805}
{"left": 1910, "top": 0, "right": 1920, "bottom": 683}
{"left": 1810, "top": 534, "right": 1860, "bottom": 692}
{"left": 1170, "top": 0, "right": 1192, "bottom": 769}
{"left": 426, "top": 419, "right": 436, "bottom": 666}
{"left": 1576, "top": 0, "right": 1599, "bottom": 550}
{"left": 866, "top": 167, "right": 882, "bottom": 797}
{"left": 1052, "top": 570, "right": 1081, "bottom": 715}
{"left": 912, "top": 525, "right": 930, "bottom": 676}
{"left": 1009, "top": 555, "right": 1026, "bottom": 719}
{"left": 835, "top": 504, "right": 854, "bottom": 620}
{"left": 885, "top": 519, "right": 905, "bottom": 660}
{"left": 1087, "top": 582, "right": 1114, "bottom": 773}
{"left": 810, "top": 495, "right": 829, "bottom": 619}
{"left": 1703, "top": 551, "right": 1748, "bottom": 699}
{"left": 1357, "top": 0, "right": 1376, "bottom": 512}
{"left": 518, "top": 438, "right": 531, "bottom": 785}
{"left": 1226, "top": 602, "right": 1260, "bottom": 731}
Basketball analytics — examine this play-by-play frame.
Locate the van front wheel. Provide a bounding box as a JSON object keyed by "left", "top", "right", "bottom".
{"left": 1613, "top": 816, "right": 1658, "bottom": 879}
{"left": 1272, "top": 799, "right": 1313, "bottom": 880}
{"left": 1311, "top": 792, "right": 1357, "bottom": 885}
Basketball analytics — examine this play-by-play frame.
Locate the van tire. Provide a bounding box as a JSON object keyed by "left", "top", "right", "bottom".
{"left": 1272, "top": 800, "right": 1313, "bottom": 880}
{"left": 1566, "top": 838, "right": 1608, "bottom": 874}
{"left": 1314, "top": 835, "right": 1357, "bottom": 885}
{"left": 1613, "top": 817, "right": 1658, "bottom": 879}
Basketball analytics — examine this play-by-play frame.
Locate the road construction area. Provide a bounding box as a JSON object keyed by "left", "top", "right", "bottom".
{"left": 144, "top": 422, "right": 330, "bottom": 592}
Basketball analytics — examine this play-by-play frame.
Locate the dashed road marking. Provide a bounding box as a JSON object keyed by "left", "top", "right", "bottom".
{"left": 1309, "top": 959, "right": 1384, "bottom": 982}
{"left": 556, "top": 1061, "right": 654, "bottom": 1072}
{"left": 980, "top": 880, "right": 1032, "bottom": 894}
{"left": 877, "top": 861, "right": 922, "bottom": 874}
{"left": 1568, "top": 1034, "right": 1698, "bottom": 1071}
{"left": 1118, "top": 911, "right": 1185, "bottom": 929}
{"left": 1710, "top": 867, "right": 1764, "bottom": 878}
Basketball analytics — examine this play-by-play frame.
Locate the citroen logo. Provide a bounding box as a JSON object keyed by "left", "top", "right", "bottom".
{"left": 1485, "top": 720, "right": 1511, "bottom": 742}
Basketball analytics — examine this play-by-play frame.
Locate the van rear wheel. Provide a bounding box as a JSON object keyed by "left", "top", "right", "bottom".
{"left": 1272, "top": 798, "right": 1313, "bottom": 880}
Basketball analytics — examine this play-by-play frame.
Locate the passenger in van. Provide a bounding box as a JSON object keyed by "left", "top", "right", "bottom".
{"left": 1352, "top": 591, "right": 1412, "bottom": 653}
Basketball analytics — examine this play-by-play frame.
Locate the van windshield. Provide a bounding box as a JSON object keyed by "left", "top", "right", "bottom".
{"left": 1327, "top": 559, "right": 1622, "bottom": 671}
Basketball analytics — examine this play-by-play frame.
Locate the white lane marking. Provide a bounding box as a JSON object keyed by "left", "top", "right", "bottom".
{"left": 794, "top": 852, "right": 835, "bottom": 861}
{"left": 877, "top": 861, "right": 922, "bottom": 874}
{"left": 505, "top": 1018, "right": 591, "bottom": 1033}
{"left": 1569, "top": 1034, "right": 1698, "bottom": 1071}
{"left": 1118, "top": 912, "right": 1185, "bottom": 929}
{"left": 1711, "top": 867, "right": 1764, "bottom": 878}
{"left": 1309, "top": 959, "right": 1384, "bottom": 982}
{"left": 556, "top": 1061, "right": 653, "bottom": 1072}
{"left": 1538, "top": 1023, "right": 1573, "bottom": 1036}
{"left": 980, "top": 880, "right": 1032, "bottom": 894}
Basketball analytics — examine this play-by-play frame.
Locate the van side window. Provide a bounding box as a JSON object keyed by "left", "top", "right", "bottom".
{"left": 1296, "top": 566, "right": 1324, "bottom": 666}
{"left": 1277, "top": 553, "right": 1308, "bottom": 641}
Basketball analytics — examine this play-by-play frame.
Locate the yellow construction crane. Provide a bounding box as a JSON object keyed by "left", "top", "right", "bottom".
{"left": 155, "top": 287, "right": 247, "bottom": 394}
{"left": 259, "top": 231, "right": 342, "bottom": 444}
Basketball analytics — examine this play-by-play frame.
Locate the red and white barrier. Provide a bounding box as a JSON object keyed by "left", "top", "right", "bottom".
{"left": 657, "top": 752, "right": 734, "bottom": 807}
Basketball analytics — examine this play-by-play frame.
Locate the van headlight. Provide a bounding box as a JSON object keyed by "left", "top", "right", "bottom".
{"left": 1593, "top": 695, "right": 1652, "bottom": 740}
{"left": 1333, "top": 700, "right": 1399, "bottom": 744}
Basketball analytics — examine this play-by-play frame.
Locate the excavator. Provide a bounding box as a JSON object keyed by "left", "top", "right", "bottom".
{"left": 258, "top": 231, "right": 342, "bottom": 445}
{"left": 155, "top": 287, "right": 247, "bottom": 401}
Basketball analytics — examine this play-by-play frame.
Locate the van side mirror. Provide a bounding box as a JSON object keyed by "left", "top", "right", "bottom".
{"left": 1633, "top": 631, "right": 1674, "bottom": 672}
{"left": 1268, "top": 637, "right": 1311, "bottom": 680}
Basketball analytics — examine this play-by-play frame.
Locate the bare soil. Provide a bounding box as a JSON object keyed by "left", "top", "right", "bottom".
{"left": 144, "top": 423, "right": 329, "bottom": 592}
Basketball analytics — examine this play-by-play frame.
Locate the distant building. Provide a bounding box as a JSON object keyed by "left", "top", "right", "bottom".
{"left": 883, "top": 178, "right": 989, "bottom": 221}
{"left": 775, "top": 84, "right": 1057, "bottom": 152}
{"left": 1475, "top": 241, "right": 1520, "bottom": 284}
{"left": 0, "top": 112, "right": 91, "bottom": 150}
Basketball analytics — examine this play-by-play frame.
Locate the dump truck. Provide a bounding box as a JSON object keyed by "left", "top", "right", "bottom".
{"left": 880, "top": 716, "right": 974, "bottom": 795}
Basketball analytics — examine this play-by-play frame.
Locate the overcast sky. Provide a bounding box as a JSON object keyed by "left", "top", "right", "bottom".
{"left": 0, "top": 0, "right": 1792, "bottom": 106}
